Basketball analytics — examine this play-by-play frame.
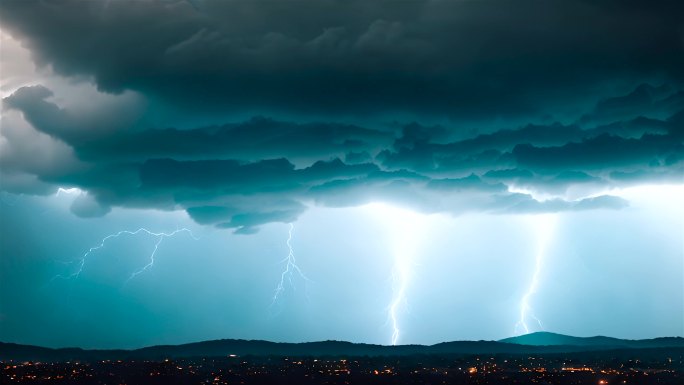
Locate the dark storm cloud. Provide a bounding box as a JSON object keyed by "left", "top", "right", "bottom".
{"left": 512, "top": 131, "right": 683, "bottom": 173}
{"left": 79, "top": 119, "right": 391, "bottom": 163}
{"left": 1, "top": 0, "right": 683, "bottom": 120}
{"left": 581, "top": 84, "right": 684, "bottom": 125}
{"left": 380, "top": 117, "right": 682, "bottom": 179}
{"left": 426, "top": 174, "right": 507, "bottom": 193}
{"left": 2, "top": 86, "right": 392, "bottom": 163}
{"left": 138, "top": 157, "right": 378, "bottom": 193}
{"left": 3, "top": 81, "right": 683, "bottom": 230}
{"left": 1, "top": 0, "right": 683, "bottom": 231}
{"left": 2, "top": 85, "right": 142, "bottom": 146}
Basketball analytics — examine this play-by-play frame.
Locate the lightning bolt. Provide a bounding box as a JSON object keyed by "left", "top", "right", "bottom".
{"left": 51, "top": 227, "right": 198, "bottom": 283}
{"left": 515, "top": 214, "right": 557, "bottom": 335}
{"left": 270, "top": 223, "right": 310, "bottom": 309}
{"left": 55, "top": 187, "right": 82, "bottom": 197}
{"left": 364, "top": 203, "right": 426, "bottom": 346}
{"left": 389, "top": 257, "right": 410, "bottom": 346}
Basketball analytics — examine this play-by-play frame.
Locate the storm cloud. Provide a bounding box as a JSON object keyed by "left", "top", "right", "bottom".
{"left": 2, "top": 0, "right": 684, "bottom": 118}
{"left": 1, "top": 0, "right": 682, "bottom": 232}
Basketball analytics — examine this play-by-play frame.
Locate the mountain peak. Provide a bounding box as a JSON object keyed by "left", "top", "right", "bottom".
{"left": 500, "top": 332, "right": 684, "bottom": 348}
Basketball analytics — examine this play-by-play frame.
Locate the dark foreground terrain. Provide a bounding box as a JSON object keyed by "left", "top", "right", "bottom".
{"left": 2, "top": 333, "right": 682, "bottom": 384}
{"left": 3, "top": 348, "right": 683, "bottom": 384}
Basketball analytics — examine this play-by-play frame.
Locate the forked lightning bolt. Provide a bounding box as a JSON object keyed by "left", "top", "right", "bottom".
{"left": 271, "top": 223, "right": 310, "bottom": 308}
{"left": 51, "top": 228, "right": 197, "bottom": 283}
{"left": 515, "top": 214, "right": 557, "bottom": 335}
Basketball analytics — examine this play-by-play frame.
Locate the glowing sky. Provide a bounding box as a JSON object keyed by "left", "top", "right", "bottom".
{"left": 0, "top": 0, "right": 683, "bottom": 349}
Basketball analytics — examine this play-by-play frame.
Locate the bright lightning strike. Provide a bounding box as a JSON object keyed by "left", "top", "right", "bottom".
{"left": 270, "top": 223, "right": 310, "bottom": 309}
{"left": 364, "top": 203, "right": 427, "bottom": 346}
{"left": 55, "top": 187, "right": 82, "bottom": 197}
{"left": 389, "top": 257, "right": 410, "bottom": 346}
{"left": 515, "top": 214, "right": 557, "bottom": 335}
{"left": 52, "top": 227, "right": 198, "bottom": 283}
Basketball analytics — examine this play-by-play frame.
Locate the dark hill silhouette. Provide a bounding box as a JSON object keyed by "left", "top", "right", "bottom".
{"left": 1, "top": 333, "right": 683, "bottom": 362}
{"left": 500, "top": 331, "right": 684, "bottom": 349}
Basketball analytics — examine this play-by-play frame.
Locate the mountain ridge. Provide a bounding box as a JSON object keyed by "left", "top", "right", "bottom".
{"left": 500, "top": 331, "right": 683, "bottom": 348}
{"left": 2, "top": 332, "right": 682, "bottom": 362}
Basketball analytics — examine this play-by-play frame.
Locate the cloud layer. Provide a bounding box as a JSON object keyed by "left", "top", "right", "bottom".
{"left": 2, "top": 0, "right": 684, "bottom": 119}
{"left": 1, "top": 0, "right": 683, "bottom": 232}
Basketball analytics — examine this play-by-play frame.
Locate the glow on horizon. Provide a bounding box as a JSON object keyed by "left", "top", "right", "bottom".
{"left": 515, "top": 213, "right": 557, "bottom": 335}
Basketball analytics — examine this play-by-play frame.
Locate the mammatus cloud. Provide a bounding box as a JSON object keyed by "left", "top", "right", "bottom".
{"left": 1, "top": 1, "right": 683, "bottom": 232}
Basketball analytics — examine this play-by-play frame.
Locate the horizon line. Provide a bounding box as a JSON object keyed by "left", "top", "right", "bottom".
{"left": 3, "top": 331, "right": 683, "bottom": 352}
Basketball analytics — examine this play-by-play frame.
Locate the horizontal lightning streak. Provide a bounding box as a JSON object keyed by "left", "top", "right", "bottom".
{"left": 51, "top": 227, "right": 198, "bottom": 283}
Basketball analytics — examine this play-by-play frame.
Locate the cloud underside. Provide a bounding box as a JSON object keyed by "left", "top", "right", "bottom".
{"left": 1, "top": 0, "right": 683, "bottom": 232}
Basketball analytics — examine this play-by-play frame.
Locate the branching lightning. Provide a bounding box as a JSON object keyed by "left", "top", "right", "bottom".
{"left": 51, "top": 227, "right": 198, "bottom": 283}
{"left": 515, "top": 214, "right": 557, "bottom": 335}
{"left": 270, "top": 223, "right": 310, "bottom": 308}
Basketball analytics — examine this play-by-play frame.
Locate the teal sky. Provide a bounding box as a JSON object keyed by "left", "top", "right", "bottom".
{"left": 1, "top": 184, "right": 681, "bottom": 349}
{"left": 1, "top": 0, "right": 683, "bottom": 349}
